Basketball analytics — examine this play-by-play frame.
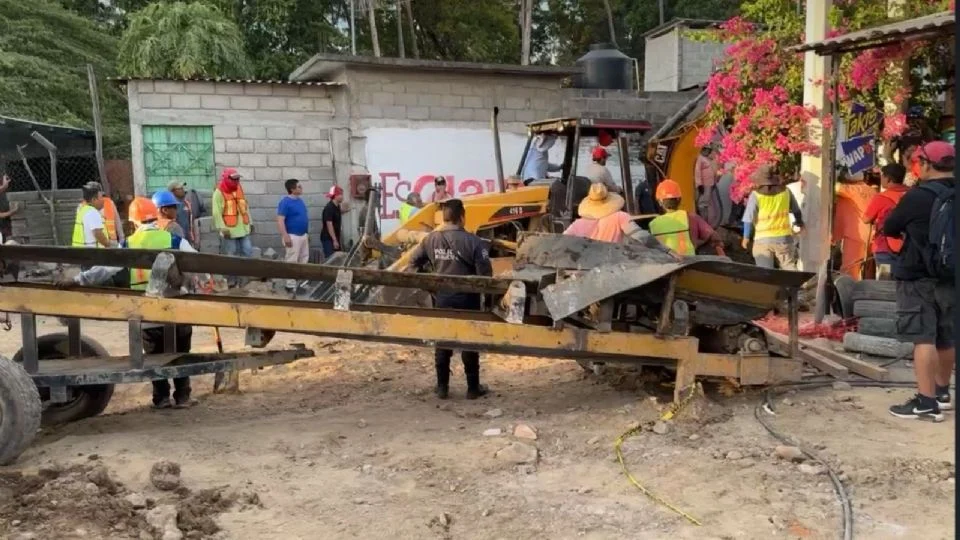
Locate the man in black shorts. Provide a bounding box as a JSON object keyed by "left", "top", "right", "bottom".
{"left": 883, "top": 141, "right": 955, "bottom": 422}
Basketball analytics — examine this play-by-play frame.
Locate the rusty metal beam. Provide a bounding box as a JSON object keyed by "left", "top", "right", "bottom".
{"left": 0, "top": 245, "right": 522, "bottom": 295}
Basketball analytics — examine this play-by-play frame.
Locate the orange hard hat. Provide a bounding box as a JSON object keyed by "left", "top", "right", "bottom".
{"left": 655, "top": 179, "right": 682, "bottom": 201}
{"left": 127, "top": 196, "right": 159, "bottom": 225}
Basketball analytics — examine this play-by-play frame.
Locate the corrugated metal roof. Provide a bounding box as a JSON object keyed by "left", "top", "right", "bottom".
{"left": 0, "top": 115, "right": 94, "bottom": 136}
{"left": 109, "top": 77, "right": 345, "bottom": 86}
{"left": 793, "top": 11, "right": 954, "bottom": 54}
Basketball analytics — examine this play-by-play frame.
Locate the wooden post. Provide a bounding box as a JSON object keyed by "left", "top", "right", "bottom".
{"left": 798, "top": 0, "right": 834, "bottom": 322}
{"left": 86, "top": 64, "right": 110, "bottom": 195}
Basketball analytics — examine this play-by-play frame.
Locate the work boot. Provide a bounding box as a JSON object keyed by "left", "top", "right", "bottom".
{"left": 435, "top": 385, "right": 450, "bottom": 400}
{"left": 153, "top": 397, "right": 172, "bottom": 410}
{"left": 466, "top": 384, "right": 489, "bottom": 400}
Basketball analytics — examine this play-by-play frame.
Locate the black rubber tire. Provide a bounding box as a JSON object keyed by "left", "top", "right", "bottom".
{"left": 12, "top": 333, "right": 114, "bottom": 426}
{"left": 0, "top": 357, "right": 42, "bottom": 466}
{"left": 858, "top": 317, "right": 897, "bottom": 338}
{"left": 851, "top": 280, "right": 897, "bottom": 303}
{"left": 853, "top": 300, "right": 898, "bottom": 320}
{"left": 832, "top": 275, "right": 855, "bottom": 319}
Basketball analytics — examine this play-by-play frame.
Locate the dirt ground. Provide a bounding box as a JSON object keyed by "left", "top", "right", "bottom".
{"left": 0, "top": 315, "right": 955, "bottom": 540}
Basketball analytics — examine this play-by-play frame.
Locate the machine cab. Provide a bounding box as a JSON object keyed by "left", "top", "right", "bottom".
{"left": 516, "top": 117, "right": 654, "bottom": 231}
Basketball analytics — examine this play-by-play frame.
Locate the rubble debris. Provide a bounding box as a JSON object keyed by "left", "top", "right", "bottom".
{"left": 513, "top": 424, "right": 538, "bottom": 440}
{"left": 652, "top": 421, "right": 669, "bottom": 435}
{"left": 483, "top": 428, "right": 503, "bottom": 437}
{"left": 774, "top": 446, "right": 807, "bottom": 463}
{"left": 484, "top": 408, "right": 504, "bottom": 418}
{"left": 150, "top": 461, "right": 182, "bottom": 491}
{"left": 495, "top": 442, "right": 538, "bottom": 465}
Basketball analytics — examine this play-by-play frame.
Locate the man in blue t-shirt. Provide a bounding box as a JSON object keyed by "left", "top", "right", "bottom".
{"left": 276, "top": 178, "right": 310, "bottom": 290}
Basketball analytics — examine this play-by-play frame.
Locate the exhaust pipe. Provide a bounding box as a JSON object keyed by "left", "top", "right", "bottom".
{"left": 492, "top": 107, "right": 505, "bottom": 193}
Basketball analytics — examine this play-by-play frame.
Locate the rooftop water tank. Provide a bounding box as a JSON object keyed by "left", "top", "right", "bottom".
{"left": 575, "top": 43, "right": 633, "bottom": 90}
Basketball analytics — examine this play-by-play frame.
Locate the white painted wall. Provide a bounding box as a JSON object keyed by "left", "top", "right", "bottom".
{"left": 364, "top": 127, "right": 528, "bottom": 233}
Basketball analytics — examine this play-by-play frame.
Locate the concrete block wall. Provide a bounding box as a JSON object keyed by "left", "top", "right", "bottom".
{"left": 643, "top": 31, "right": 680, "bottom": 92}
{"left": 679, "top": 38, "right": 725, "bottom": 90}
{"left": 343, "top": 68, "right": 564, "bottom": 134}
{"left": 560, "top": 89, "right": 702, "bottom": 129}
{"left": 127, "top": 80, "right": 347, "bottom": 250}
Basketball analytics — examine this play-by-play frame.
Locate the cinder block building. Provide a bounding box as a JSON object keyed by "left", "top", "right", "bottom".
{"left": 120, "top": 54, "right": 701, "bottom": 250}
{"left": 642, "top": 19, "right": 726, "bottom": 92}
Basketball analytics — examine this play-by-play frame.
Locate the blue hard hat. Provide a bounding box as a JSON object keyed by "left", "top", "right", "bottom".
{"left": 151, "top": 190, "right": 179, "bottom": 209}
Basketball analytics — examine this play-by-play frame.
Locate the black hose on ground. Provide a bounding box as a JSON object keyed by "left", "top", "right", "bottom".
{"left": 753, "top": 379, "right": 937, "bottom": 540}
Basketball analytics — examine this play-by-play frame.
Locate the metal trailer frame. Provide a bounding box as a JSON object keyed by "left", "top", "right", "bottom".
{"left": 0, "top": 244, "right": 806, "bottom": 464}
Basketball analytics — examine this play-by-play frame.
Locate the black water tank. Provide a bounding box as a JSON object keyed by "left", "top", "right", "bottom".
{"left": 576, "top": 43, "right": 633, "bottom": 90}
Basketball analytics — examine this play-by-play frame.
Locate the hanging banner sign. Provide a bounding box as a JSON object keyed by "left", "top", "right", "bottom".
{"left": 844, "top": 102, "right": 882, "bottom": 139}
{"left": 839, "top": 135, "right": 875, "bottom": 175}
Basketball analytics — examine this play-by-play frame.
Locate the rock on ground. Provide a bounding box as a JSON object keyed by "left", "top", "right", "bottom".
{"left": 513, "top": 424, "right": 538, "bottom": 440}
{"left": 150, "top": 461, "right": 182, "bottom": 491}
{"left": 495, "top": 442, "right": 539, "bottom": 465}
{"left": 484, "top": 408, "right": 504, "bottom": 418}
{"left": 483, "top": 428, "right": 503, "bottom": 437}
{"left": 652, "top": 421, "right": 669, "bottom": 435}
{"left": 774, "top": 445, "right": 806, "bottom": 463}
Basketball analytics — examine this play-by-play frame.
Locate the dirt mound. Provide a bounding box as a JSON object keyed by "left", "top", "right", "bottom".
{"left": 0, "top": 464, "right": 148, "bottom": 539}
{"left": 0, "top": 463, "right": 261, "bottom": 540}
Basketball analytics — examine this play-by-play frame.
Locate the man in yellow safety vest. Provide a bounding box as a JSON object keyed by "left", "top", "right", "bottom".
{"left": 740, "top": 166, "right": 804, "bottom": 269}
{"left": 399, "top": 192, "right": 423, "bottom": 224}
{"left": 71, "top": 182, "right": 117, "bottom": 249}
{"left": 58, "top": 196, "right": 199, "bottom": 409}
{"left": 649, "top": 179, "right": 725, "bottom": 257}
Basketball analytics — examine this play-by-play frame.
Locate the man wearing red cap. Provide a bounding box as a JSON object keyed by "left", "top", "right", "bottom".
{"left": 320, "top": 184, "right": 350, "bottom": 258}
{"left": 883, "top": 140, "right": 955, "bottom": 422}
{"left": 212, "top": 168, "right": 253, "bottom": 286}
{"left": 585, "top": 146, "right": 621, "bottom": 194}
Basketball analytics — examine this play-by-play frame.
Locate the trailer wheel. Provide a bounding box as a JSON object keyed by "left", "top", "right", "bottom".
{"left": 0, "top": 357, "right": 42, "bottom": 466}
{"left": 12, "top": 333, "right": 114, "bottom": 426}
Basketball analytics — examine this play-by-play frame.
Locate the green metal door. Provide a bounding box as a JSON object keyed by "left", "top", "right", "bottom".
{"left": 142, "top": 126, "right": 215, "bottom": 192}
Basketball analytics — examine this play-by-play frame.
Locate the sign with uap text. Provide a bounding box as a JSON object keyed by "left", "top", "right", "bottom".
{"left": 839, "top": 135, "right": 875, "bottom": 176}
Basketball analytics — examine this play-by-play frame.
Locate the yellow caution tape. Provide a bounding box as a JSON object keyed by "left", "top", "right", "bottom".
{"left": 614, "top": 384, "right": 702, "bottom": 526}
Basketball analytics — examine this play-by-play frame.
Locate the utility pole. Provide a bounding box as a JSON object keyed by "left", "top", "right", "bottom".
{"left": 350, "top": 0, "right": 357, "bottom": 55}
{"left": 658, "top": 0, "right": 665, "bottom": 25}
{"left": 799, "top": 0, "right": 834, "bottom": 322}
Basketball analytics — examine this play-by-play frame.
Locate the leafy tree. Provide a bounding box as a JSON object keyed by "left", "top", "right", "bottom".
{"left": 0, "top": 0, "right": 129, "bottom": 156}
{"left": 117, "top": 1, "right": 251, "bottom": 79}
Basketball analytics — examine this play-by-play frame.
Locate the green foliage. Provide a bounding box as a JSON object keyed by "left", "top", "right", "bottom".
{"left": 117, "top": 1, "right": 250, "bottom": 79}
{"left": 0, "top": 0, "right": 129, "bottom": 156}
{"left": 407, "top": 0, "right": 520, "bottom": 64}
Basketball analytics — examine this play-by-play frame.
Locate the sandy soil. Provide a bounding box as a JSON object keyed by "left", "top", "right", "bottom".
{"left": 0, "top": 316, "right": 954, "bottom": 540}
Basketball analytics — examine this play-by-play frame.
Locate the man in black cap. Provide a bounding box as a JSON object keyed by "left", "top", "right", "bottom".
{"left": 408, "top": 199, "right": 492, "bottom": 399}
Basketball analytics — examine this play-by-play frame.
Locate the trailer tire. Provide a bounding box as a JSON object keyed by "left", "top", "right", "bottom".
{"left": 12, "top": 333, "right": 115, "bottom": 426}
{"left": 0, "top": 357, "right": 42, "bottom": 466}
{"left": 851, "top": 280, "right": 897, "bottom": 303}
{"left": 852, "top": 300, "right": 898, "bottom": 320}
{"left": 858, "top": 317, "right": 897, "bottom": 338}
